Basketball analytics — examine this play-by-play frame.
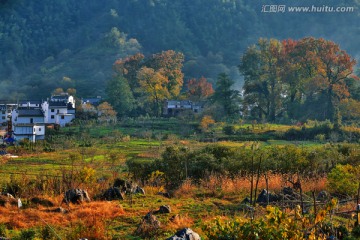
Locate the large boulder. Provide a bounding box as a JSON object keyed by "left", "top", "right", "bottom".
{"left": 113, "top": 178, "right": 137, "bottom": 194}
{"left": 154, "top": 205, "right": 171, "bottom": 214}
{"left": 63, "top": 189, "right": 90, "bottom": 204}
{"left": 166, "top": 228, "right": 201, "bottom": 240}
{"left": 102, "top": 187, "right": 124, "bottom": 200}
{"left": 256, "top": 189, "right": 280, "bottom": 203}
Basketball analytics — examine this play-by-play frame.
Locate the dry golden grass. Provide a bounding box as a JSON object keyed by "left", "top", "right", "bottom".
{"left": 0, "top": 201, "right": 124, "bottom": 229}
{"left": 174, "top": 179, "right": 197, "bottom": 198}
{"left": 165, "top": 214, "right": 194, "bottom": 232}
{"left": 175, "top": 173, "right": 328, "bottom": 199}
{"left": 137, "top": 151, "right": 160, "bottom": 158}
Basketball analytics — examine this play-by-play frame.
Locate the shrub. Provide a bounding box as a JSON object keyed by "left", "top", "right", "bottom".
{"left": 327, "top": 164, "right": 360, "bottom": 196}
{"left": 223, "top": 125, "right": 236, "bottom": 135}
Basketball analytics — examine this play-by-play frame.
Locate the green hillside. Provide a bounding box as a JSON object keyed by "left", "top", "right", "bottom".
{"left": 0, "top": 0, "right": 359, "bottom": 99}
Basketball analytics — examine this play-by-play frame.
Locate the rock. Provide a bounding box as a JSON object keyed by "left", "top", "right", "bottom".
{"left": 135, "top": 212, "right": 161, "bottom": 236}
{"left": 256, "top": 189, "right": 280, "bottom": 203}
{"left": 63, "top": 189, "right": 91, "bottom": 204}
{"left": 157, "top": 191, "right": 171, "bottom": 198}
{"left": 0, "top": 195, "right": 18, "bottom": 207}
{"left": 102, "top": 187, "right": 124, "bottom": 200}
{"left": 0, "top": 192, "right": 14, "bottom": 199}
{"left": 155, "top": 205, "right": 171, "bottom": 214}
{"left": 281, "top": 187, "right": 298, "bottom": 200}
{"left": 46, "top": 207, "right": 68, "bottom": 214}
{"left": 317, "top": 191, "right": 330, "bottom": 201}
{"left": 30, "top": 197, "right": 54, "bottom": 207}
{"left": 241, "top": 197, "right": 251, "bottom": 204}
{"left": 134, "top": 186, "right": 145, "bottom": 195}
{"left": 166, "top": 228, "right": 201, "bottom": 240}
{"left": 113, "top": 178, "right": 137, "bottom": 194}
{"left": 113, "top": 178, "right": 127, "bottom": 189}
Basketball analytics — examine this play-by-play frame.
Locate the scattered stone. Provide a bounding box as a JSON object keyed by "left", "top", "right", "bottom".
{"left": 30, "top": 197, "right": 54, "bottom": 207}
{"left": 134, "top": 186, "right": 145, "bottom": 195}
{"left": 102, "top": 187, "right": 124, "bottom": 200}
{"left": 154, "top": 205, "right": 171, "bottom": 214}
{"left": 135, "top": 212, "right": 161, "bottom": 236}
{"left": 256, "top": 189, "right": 280, "bottom": 203}
{"left": 63, "top": 189, "right": 91, "bottom": 204}
{"left": 113, "top": 178, "right": 127, "bottom": 189}
{"left": 241, "top": 197, "right": 251, "bottom": 204}
{"left": 0, "top": 195, "right": 18, "bottom": 207}
{"left": 46, "top": 207, "right": 68, "bottom": 214}
{"left": 166, "top": 228, "right": 201, "bottom": 240}
{"left": 113, "top": 178, "right": 137, "bottom": 194}
{"left": 157, "top": 191, "right": 171, "bottom": 198}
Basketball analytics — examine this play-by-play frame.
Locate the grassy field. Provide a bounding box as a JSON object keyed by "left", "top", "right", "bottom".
{"left": 0, "top": 120, "right": 359, "bottom": 239}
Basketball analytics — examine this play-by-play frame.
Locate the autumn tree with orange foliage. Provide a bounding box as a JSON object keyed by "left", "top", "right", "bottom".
{"left": 187, "top": 76, "right": 214, "bottom": 101}
{"left": 137, "top": 67, "right": 170, "bottom": 116}
{"left": 109, "top": 50, "right": 184, "bottom": 116}
{"left": 240, "top": 37, "right": 358, "bottom": 122}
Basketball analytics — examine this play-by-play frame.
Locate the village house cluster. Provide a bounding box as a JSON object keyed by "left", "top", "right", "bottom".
{"left": 0, "top": 93, "right": 75, "bottom": 142}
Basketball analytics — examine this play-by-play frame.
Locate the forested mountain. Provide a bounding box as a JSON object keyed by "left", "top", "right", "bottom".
{"left": 0, "top": 0, "right": 359, "bottom": 99}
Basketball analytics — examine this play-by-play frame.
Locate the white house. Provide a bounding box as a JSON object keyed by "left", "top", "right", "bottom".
{"left": 0, "top": 103, "right": 17, "bottom": 125}
{"left": 163, "top": 100, "right": 205, "bottom": 116}
{"left": 18, "top": 100, "right": 42, "bottom": 109}
{"left": 42, "top": 94, "right": 75, "bottom": 126}
{"left": 11, "top": 109, "right": 45, "bottom": 142}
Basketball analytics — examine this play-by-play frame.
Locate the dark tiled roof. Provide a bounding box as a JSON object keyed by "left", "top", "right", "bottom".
{"left": 18, "top": 109, "right": 44, "bottom": 117}
{"left": 19, "top": 100, "right": 42, "bottom": 104}
{"left": 82, "top": 98, "right": 102, "bottom": 106}
{"left": 166, "top": 100, "right": 192, "bottom": 106}
{"left": 49, "top": 102, "right": 67, "bottom": 107}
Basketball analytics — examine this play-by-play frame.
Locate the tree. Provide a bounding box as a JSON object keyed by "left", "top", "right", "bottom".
{"left": 239, "top": 37, "right": 358, "bottom": 122}
{"left": 136, "top": 67, "right": 170, "bottom": 116}
{"left": 112, "top": 51, "right": 185, "bottom": 117}
{"left": 106, "top": 75, "right": 135, "bottom": 118}
{"left": 328, "top": 164, "right": 360, "bottom": 197}
{"left": 76, "top": 102, "right": 98, "bottom": 120}
{"left": 294, "top": 37, "right": 356, "bottom": 120}
{"left": 113, "top": 53, "right": 145, "bottom": 91}
{"left": 52, "top": 88, "right": 64, "bottom": 95}
{"left": 187, "top": 76, "right": 214, "bottom": 101}
{"left": 146, "top": 50, "right": 184, "bottom": 97}
{"left": 66, "top": 88, "right": 76, "bottom": 96}
{"left": 97, "top": 102, "right": 117, "bottom": 123}
{"left": 211, "top": 73, "right": 241, "bottom": 120}
{"left": 239, "top": 39, "right": 284, "bottom": 122}
{"left": 200, "top": 115, "right": 215, "bottom": 132}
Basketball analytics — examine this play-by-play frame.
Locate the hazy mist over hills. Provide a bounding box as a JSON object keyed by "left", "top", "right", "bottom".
{"left": 0, "top": 0, "right": 359, "bottom": 99}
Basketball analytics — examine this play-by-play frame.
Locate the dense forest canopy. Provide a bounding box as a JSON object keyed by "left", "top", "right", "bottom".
{"left": 0, "top": 0, "right": 359, "bottom": 99}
